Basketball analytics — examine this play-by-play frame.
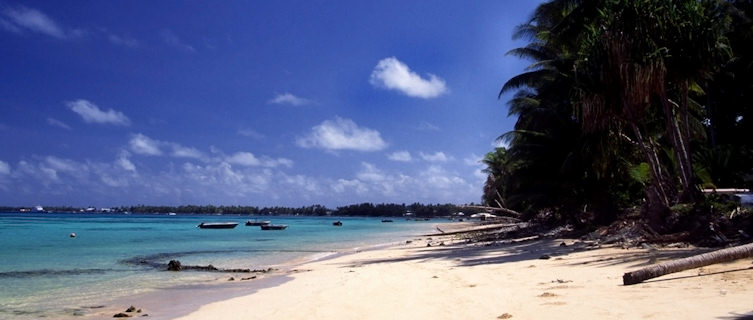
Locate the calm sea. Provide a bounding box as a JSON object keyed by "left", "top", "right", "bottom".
{"left": 0, "top": 212, "right": 434, "bottom": 319}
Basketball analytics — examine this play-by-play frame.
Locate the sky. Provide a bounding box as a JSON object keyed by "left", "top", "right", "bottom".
{"left": 0, "top": 1, "right": 542, "bottom": 208}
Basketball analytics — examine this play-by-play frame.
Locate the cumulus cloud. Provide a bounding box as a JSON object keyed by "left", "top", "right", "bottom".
{"left": 297, "top": 117, "right": 387, "bottom": 152}
{"left": 67, "top": 99, "right": 131, "bottom": 126}
{"left": 387, "top": 151, "right": 412, "bottom": 162}
{"left": 420, "top": 151, "right": 449, "bottom": 162}
{"left": 1, "top": 5, "right": 85, "bottom": 39}
{"left": 46, "top": 117, "right": 71, "bottom": 130}
{"left": 129, "top": 134, "right": 162, "bottom": 156}
{"left": 160, "top": 29, "right": 195, "bottom": 52}
{"left": 370, "top": 57, "right": 447, "bottom": 99}
{"left": 226, "top": 152, "right": 293, "bottom": 168}
{"left": 268, "top": 93, "right": 312, "bottom": 106}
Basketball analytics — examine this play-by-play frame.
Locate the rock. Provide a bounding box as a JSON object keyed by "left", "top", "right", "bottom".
{"left": 559, "top": 241, "right": 567, "bottom": 247}
{"left": 539, "top": 255, "right": 551, "bottom": 260}
{"left": 406, "top": 240, "right": 412, "bottom": 244}
{"left": 113, "top": 312, "right": 132, "bottom": 318}
{"left": 498, "top": 313, "right": 513, "bottom": 319}
{"left": 228, "top": 277, "right": 235, "bottom": 281}
{"left": 167, "top": 260, "right": 182, "bottom": 271}
{"left": 125, "top": 306, "right": 137, "bottom": 312}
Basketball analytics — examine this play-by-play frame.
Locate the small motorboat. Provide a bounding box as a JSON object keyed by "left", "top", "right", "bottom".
{"left": 332, "top": 221, "right": 343, "bottom": 226}
{"left": 245, "top": 219, "right": 271, "bottom": 226}
{"left": 198, "top": 222, "right": 238, "bottom": 229}
{"left": 381, "top": 219, "right": 394, "bottom": 223}
{"left": 260, "top": 224, "right": 288, "bottom": 230}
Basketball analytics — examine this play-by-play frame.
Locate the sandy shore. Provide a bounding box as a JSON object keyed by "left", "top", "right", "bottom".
{"left": 155, "top": 231, "right": 753, "bottom": 320}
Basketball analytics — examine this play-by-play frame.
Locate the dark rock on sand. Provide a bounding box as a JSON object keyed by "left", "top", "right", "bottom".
{"left": 113, "top": 312, "right": 132, "bottom": 318}
{"left": 167, "top": 260, "right": 182, "bottom": 271}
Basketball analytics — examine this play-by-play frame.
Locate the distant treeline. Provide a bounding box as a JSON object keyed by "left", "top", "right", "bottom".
{"left": 0, "top": 203, "right": 484, "bottom": 217}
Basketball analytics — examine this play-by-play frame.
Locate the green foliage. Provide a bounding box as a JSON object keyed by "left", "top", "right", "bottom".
{"left": 489, "top": 0, "right": 753, "bottom": 229}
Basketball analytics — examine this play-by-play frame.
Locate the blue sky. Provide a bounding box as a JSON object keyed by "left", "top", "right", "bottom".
{"left": 0, "top": 1, "right": 541, "bottom": 208}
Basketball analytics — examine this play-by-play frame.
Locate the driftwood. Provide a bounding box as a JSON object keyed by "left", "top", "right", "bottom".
{"left": 622, "top": 242, "right": 753, "bottom": 285}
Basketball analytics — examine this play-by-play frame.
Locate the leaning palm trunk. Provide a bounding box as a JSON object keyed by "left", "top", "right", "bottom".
{"left": 623, "top": 242, "right": 753, "bottom": 285}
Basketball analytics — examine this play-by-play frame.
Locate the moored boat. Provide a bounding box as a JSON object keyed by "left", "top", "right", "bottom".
{"left": 198, "top": 222, "right": 238, "bottom": 229}
{"left": 245, "top": 219, "right": 271, "bottom": 226}
{"left": 260, "top": 224, "right": 288, "bottom": 230}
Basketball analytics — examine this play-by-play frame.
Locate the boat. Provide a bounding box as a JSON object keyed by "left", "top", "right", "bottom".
{"left": 381, "top": 219, "right": 394, "bottom": 223}
{"left": 332, "top": 221, "right": 343, "bottom": 226}
{"left": 197, "top": 222, "right": 238, "bottom": 229}
{"left": 245, "top": 219, "right": 271, "bottom": 226}
{"left": 260, "top": 224, "right": 288, "bottom": 230}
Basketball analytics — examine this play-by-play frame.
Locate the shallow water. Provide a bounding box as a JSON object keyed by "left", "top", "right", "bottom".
{"left": 0, "top": 212, "right": 433, "bottom": 318}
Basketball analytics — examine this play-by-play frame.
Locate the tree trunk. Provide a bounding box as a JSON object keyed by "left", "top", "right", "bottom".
{"left": 623, "top": 242, "right": 753, "bottom": 285}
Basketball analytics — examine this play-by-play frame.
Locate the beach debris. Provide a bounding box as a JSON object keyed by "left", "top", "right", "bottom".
{"left": 497, "top": 313, "right": 513, "bottom": 319}
{"left": 432, "top": 275, "right": 439, "bottom": 278}
{"left": 113, "top": 312, "right": 132, "bottom": 317}
{"left": 553, "top": 279, "right": 572, "bottom": 284}
{"left": 406, "top": 240, "right": 412, "bottom": 244}
{"left": 241, "top": 276, "right": 257, "bottom": 280}
{"left": 559, "top": 241, "right": 567, "bottom": 247}
{"left": 539, "top": 254, "right": 551, "bottom": 260}
{"left": 538, "top": 292, "right": 557, "bottom": 297}
{"left": 623, "top": 242, "right": 753, "bottom": 285}
{"left": 125, "top": 306, "right": 137, "bottom": 312}
{"left": 228, "top": 277, "right": 235, "bottom": 281}
{"left": 69, "top": 233, "right": 76, "bottom": 238}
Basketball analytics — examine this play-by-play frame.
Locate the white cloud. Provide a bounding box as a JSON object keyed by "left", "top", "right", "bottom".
{"left": 67, "top": 99, "right": 131, "bottom": 126}
{"left": 226, "top": 152, "right": 261, "bottom": 166}
{"left": 108, "top": 34, "right": 138, "bottom": 48}
{"left": 332, "top": 178, "right": 368, "bottom": 194}
{"left": 1, "top": 6, "right": 66, "bottom": 39}
{"left": 226, "top": 152, "right": 293, "bottom": 168}
{"left": 117, "top": 152, "right": 136, "bottom": 172}
{"left": 0, "top": 160, "right": 10, "bottom": 175}
{"left": 268, "top": 93, "right": 312, "bottom": 106}
{"left": 370, "top": 57, "right": 447, "bottom": 99}
{"left": 46, "top": 117, "right": 71, "bottom": 130}
{"left": 171, "top": 144, "right": 204, "bottom": 159}
{"left": 160, "top": 29, "right": 195, "bottom": 52}
{"left": 129, "top": 134, "right": 162, "bottom": 156}
{"left": 297, "top": 117, "right": 387, "bottom": 152}
{"left": 387, "top": 151, "right": 412, "bottom": 162}
{"left": 420, "top": 151, "right": 449, "bottom": 162}
{"left": 237, "top": 128, "right": 265, "bottom": 140}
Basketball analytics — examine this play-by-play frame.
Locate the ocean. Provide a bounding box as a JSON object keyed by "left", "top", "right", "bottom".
{"left": 0, "top": 212, "right": 435, "bottom": 319}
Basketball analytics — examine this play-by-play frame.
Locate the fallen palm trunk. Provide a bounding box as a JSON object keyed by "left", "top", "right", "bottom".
{"left": 623, "top": 242, "right": 753, "bottom": 285}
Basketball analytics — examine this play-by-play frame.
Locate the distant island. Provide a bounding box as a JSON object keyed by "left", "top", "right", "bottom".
{"left": 0, "top": 202, "right": 487, "bottom": 218}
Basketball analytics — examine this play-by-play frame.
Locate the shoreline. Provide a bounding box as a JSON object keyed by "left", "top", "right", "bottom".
{"left": 78, "top": 232, "right": 431, "bottom": 319}
{"left": 173, "top": 230, "right": 753, "bottom": 320}
{"left": 66, "top": 222, "right": 753, "bottom": 319}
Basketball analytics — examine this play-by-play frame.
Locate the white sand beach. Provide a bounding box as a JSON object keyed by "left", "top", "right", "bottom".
{"left": 164, "top": 233, "right": 753, "bottom": 320}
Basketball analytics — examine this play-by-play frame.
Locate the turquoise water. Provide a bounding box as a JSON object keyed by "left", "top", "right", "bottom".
{"left": 0, "top": 213, "right": 434, "bottom": 318}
